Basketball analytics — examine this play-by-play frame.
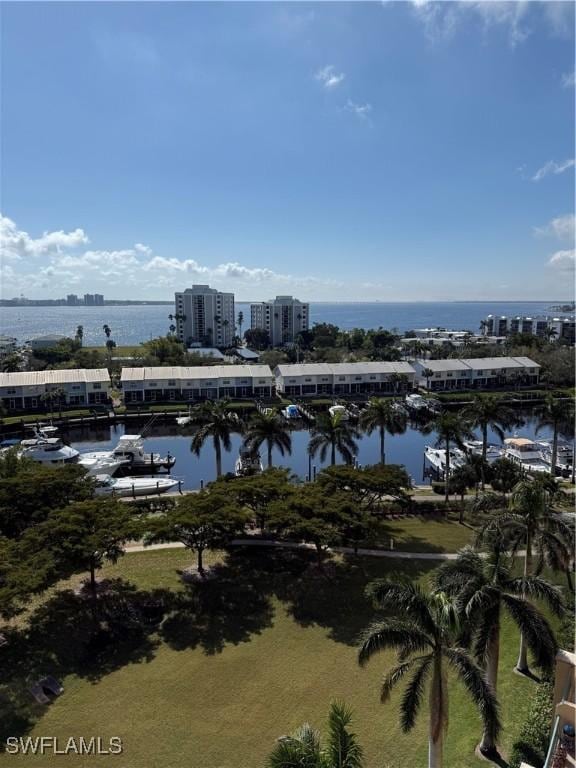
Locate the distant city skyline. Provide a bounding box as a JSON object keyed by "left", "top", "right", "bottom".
{"left": 1, "top": 1, "right": 574, "bottom": 301}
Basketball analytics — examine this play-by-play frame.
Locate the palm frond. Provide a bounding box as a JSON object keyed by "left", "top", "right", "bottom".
{"left": 500, "top": 594, "right": 558, "bottom": 672}
{"left": 443, "top": 648, "right": 501, "bottom": 745}
{"left": 358, "top": 620, "right": 431, "bottom": 667}
{"left": 399, "top": 656, "right": 433, "bottom": 733}
{"left": 326, "top": 701, "right": 365, "bottom": 768}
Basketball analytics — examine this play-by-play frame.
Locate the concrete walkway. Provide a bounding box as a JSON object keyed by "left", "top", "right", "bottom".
{"left": 125, "top": 538, "right": 461, "bottom": 561}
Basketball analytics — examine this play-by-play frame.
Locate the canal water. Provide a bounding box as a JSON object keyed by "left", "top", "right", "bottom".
{"left": 66, "top": 411, "right": 553, "bottom": 491}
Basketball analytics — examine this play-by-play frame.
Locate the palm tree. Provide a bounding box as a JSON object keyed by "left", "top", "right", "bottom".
{"left": 237, "top": 311, "right": 244, "bottom": 341}
{"left": 103, "top": 324, "right": 111, "bottom": 339}
{"left": 359, "top": 397, "right": 407, "bottom": 464}
{"left": 75, "top": 325, "right": 84, "bottom": 346}
{"left": 479, "top": 477, "right": 574, "bottom": 674}
{"left": 422, "top": 367, "right": 434, "bottom": 391}
{"left": 535, "top": 395, "right": 575, "bottom": 477}
{"left": 308, "top": 412, "right": 359, "bottom": 466}
{"left": 243, "top": 411, "right": 292, "bottom": 469}
{"left": 358, "top": 582, "right": 500, "bottom": 768}
{"left": 432, "top": 543, "right": 562, "bottom": 754}
{"left": 189, "top": 399, "right": 238, "bottom": 478}
{"left": 423, "top": 412, "right": 475, "bottom": 503}
{"left": 267, "top": 701, "right": 364, "bottom": 768}
{"left": 461, "top": 395, "right": 516, "bottom": 488}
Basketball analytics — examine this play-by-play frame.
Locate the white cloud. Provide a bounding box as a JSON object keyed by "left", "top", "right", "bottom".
{"left": 532, "top": 158, "right": 576, "bottom": 182}
{"left": 562, "top": 71, "right": 576, "bottom": 88}
{"left": 0, "top": 214, "right": 346, "bottom": 300}
{"left": 0, "top": 215, "right": 88, "bottom": 261}
{"left": 315, "top": 65, "right": 345, "bottom": 89}
{"left": 344, "top": 99, "right": 373, "bottom": 120}
{"left": 534, "top": 213, "right": 575, "bottom": 241}
{"left": 548, "top": 249, "right": 576, "bottom": 272}
{"left": 405, "top": 0, "right": 571, "bottom": 46}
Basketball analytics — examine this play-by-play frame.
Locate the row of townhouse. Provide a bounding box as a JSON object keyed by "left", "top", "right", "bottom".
{"left": 273, "top": 362, "right": 417, "bottom": 397}
{"left": 0, "top": 369, "right": 111, "bottom": 411}
{"left": 413, "top": 357, "right": 540, "bottom": 391}
{"left": 120, "top": 365, "right": 275, "bottom": 403}
{"left": 0, "top": 357, "right": 541, "bottom": 413}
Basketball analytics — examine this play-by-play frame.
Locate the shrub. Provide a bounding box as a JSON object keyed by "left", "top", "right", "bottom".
{"left": 508, "top": 682, "right": 553, "bottom": 768}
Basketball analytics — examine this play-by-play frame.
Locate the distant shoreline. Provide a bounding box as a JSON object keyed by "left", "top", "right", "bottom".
{"left": 0, "top": 299, "right": 572, "bottom": 308}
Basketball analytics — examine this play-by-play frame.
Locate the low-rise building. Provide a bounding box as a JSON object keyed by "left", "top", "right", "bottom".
{"left": 121, "top": 365, "right": 274, "bottom": 403}
{"left": 26, "top": 334, "right": 71, "bottom": 351}
{"left": 413, "top": 356, "right": 540, "bottom": 391}
{"left": 482, "top": 314, "right": 575, "bottom": 344}
{"left": 274, "top": 362, "right": 417, "bottom": 397}
{"left": 0, "top": 336, "right": 18, "bottom": 359}
{"left": 0, "top": 369, "right": 111, "bottom": 412}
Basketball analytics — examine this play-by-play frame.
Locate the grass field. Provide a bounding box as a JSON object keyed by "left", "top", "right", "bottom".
{"left": 0, "top": 545, "right": 549, "bottom": 768}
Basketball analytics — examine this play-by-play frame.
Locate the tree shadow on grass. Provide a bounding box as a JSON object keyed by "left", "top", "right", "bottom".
{"left": 160, "top": 560, "right": 275, "bottom": 654}
{"left": 0, "top": 579, "right": 174, "bottom": 749}
{"left": 281, "top": 553, "right": 438, "bottom": 645}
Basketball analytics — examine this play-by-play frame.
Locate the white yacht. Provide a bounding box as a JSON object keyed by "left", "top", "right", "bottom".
{"left": 234, "top": 447, "right": 263, "bottom": 477}
{"left": 503, "top": 438, "right": 549, "bottom": 475}
{"left": 463, "top": 440, "right": 503, "bottom": 464}
{"left": 19, "top": 436, "right": 79, "bottom": 465}
{"left": 424, "top": 446, "right": 467, "bottom": 478}
{"left": 93, "top": 474, "right": 180, "bottom": 498}
{"left": 79, "top": 434, "right": 176, "bottom": 474}
{"left": 328, "top": 404, "right": 349, "bottom": 421}
{"left": 78, "top": 454, "right": 130, "bottom": 477}
{"left": 536, "top": 440, "right": 573, "bottom": 478}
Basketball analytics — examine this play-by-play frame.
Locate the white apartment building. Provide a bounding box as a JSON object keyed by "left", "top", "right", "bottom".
{"left": 121, "top": 365, "right": 274, "bottom": 403}
{"left": 482, "top": 315, "right": 575, "bottom": 344}
{"left": 0, "top": 369, "right": 111, "bottom": 412}
{"left": 250, "top": 296, "right": 309, "bottom": 346}
{"left": 175, "top": 285, "right": 235, "bottom": 348}
{"left": 413, "top": 357, "right": 540, "bottom": 391}
{"left": 274, "top": 362, "right": 416, "bottom": 397}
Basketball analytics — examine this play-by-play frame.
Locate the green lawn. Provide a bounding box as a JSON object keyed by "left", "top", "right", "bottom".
{"left": 374, "top": 516, "right": 474, "bottom": 553}
{"left": 0, "top": 546, "right": 550, "bottom": 768}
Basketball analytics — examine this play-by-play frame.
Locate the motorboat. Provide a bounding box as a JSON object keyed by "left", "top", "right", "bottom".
{"left": 234, "top": 447, "right": 264, "bottom": 477}
{"left": 78, "top": 454, "right": 130, "bottom": 477}
{"left": 79, "top": 434, "right": 176, "bottom": 474}
{"left": 93, "top": 474, "right": 180, "bottom": 498}
{"left": 424, "top": 446, "right": 467, "bottom": 478}
{"left": 462, "top": 440, "right": 503, "bottom": 464}
{"left": 281, "top": 404, "right": 300, "bottom": 420}
{"left": 19, "top": 436, "right": 79, "bottom": 465}
{"left": 535, "top": 440, "right": 573, "bottom": 478}
{"left": 405, "top": 394, "right": 439, "bottom": 414}
{"left": 328, "top": 404, "right": 349, "bottom": 421}
{"left": 176, "top": 409, "right": 192, "bottom": 427}
{"left": 503, "top": 438, "right": 549, "bottom": 475}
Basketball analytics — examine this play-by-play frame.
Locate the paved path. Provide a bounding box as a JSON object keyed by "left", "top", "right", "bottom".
{"left": 125, "top": 538, "right": 460, "bottom": 561}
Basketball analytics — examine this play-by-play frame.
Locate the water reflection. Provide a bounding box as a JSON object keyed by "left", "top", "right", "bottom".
{"left": 64, "top": 409, "right": 552, "bottom": 491}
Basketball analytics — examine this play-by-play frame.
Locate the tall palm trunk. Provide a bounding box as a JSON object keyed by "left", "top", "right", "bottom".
{"left": 331, "top": 442, "right": 336, "bottom": 466}
{"left": 429, "top": 657, "right": 447, "bottom": 768}
{"left": 267, "top": 442, "right": 273, "bottom": 469}
{"left": 380, "top": 425, "right": 386, "bottom": 464}
{"left": 444, "top": 439, "right": 450, "bottom": 504}
{"left": 479, "top": 620, "right": 500, "bottom": 753}
{"left": 481, "top": 422, "right": 487, "bottom": 490}
{"left": 214, "top": 438, "right": 222, "bottom": 478}
{"left": 516, "top": 530, "right": 532, "bottom": 673}
{"left": 550, "top": 423, "right": 558, "bottom": 478}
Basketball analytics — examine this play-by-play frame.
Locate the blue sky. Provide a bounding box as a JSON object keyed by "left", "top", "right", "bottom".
{"left": 1, "top": 1, "right": 574, "bottom": 301}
